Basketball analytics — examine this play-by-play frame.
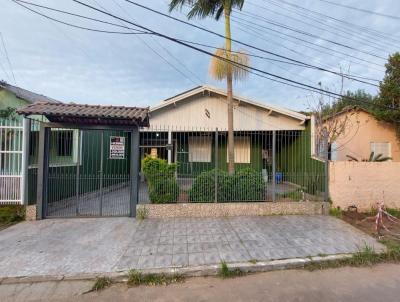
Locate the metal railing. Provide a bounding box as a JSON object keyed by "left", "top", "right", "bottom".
{"left": 138, "top": 125, "right": 326, "bottom": 204}
{"left": 0, "top": 118, "right": 23, "bottom": 204}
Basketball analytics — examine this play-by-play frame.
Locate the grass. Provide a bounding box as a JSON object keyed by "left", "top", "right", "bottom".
{"left": 329, "top": 207, "right": 343, "bottom": 218}
{"left": 127, "top": 270, "right": 184, "bottom": 286}
{"left": 305, "top": 240, "right": 400, "bottom": 271}
{"left": 248, "top": 259, "right": 258, "bottom": 264}
{"left": 0, "top": 205, "right": 25, "bottom": 230}
{"left": 91, "top": 277, "right": 112, "bottom": 292}
{"left": 218, "top": 261, "right": 245, "bottom": 278}
{"left": 136, "top": 207, "right": 149, "bottom": 220}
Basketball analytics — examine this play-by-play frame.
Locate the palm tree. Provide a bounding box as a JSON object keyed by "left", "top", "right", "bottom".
{"left": 169, "top": 0, "right": 249, "bottom": 174}
{"left": 346, "top": 152, "right": 392, "bottom": 162}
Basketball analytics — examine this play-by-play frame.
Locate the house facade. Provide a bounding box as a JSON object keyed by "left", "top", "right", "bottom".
{"left": 141, "top": 85, "right": 310, "bottom": 177}
{"left": 326, "top": 107, "right": 400, "bottom": 162}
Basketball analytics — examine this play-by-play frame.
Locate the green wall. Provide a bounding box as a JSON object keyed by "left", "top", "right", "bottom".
{"left": 0, "top": 89, "right": 29, "bottom": 119}
{"left": 276, "top": 123, "right": 325, "bottom": 195}
{"left": 176, "top": 132, "right": 264, "bottom": 177}
{"left": 28, "top": 129, "right": 131, "bottom": 205}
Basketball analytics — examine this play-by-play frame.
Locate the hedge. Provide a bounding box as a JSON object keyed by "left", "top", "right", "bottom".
{"left": 189, "top": 168, "right": 265, "bottom": 202}
{"left": 0, "top": 205, "right": 25, "bottom": 224}
{"left": 142, "top": 155, "right": 179, "bottom": 203}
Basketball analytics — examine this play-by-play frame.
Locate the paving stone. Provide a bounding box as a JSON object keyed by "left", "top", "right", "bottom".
{"left": 157, "top": 244, "right": 173, "bottom": 255}
{"left": 154, "top": 255, "right": 172, "bottom": 268}
{"left": 188, "top": 243, "right": 203, "bottom": 253}
{"left": 172, "top": 254, "right": 188, "bottom": 267}
{"left": 188, "top": 253, "right": 206, "bottom": 266}
{"left": 137, "top": 255, "right": 156, "bottom": 269}
{"left": 173, "top": 243, "right": 187, "bottom": 254}
{"left": 203, "top": 252, "right": 221, "bottom": 264}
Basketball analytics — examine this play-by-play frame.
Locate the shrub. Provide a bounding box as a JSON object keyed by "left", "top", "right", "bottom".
{"left": 148, "top": 178, "right": 179, "bottom": 203}
{"left": 0, "top": 205, "right": 25, "bottom": 224}
{"left": 189, "top": 168, "right": 264, "bottom": 202}
{"left": 231, "top": 168, "right": 264, "bottom": 201}
{"left": 142, "top": 155, "right": 179, "bottom": 204}
{"left": 188, "top": 169, "right": 228, "bottom": 202}
{"left": 329, "top": 207, "right": 343, "bottom": 218}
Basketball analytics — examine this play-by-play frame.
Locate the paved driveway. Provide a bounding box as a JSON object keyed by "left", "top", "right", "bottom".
{"left": 0, "top": 216, "right": 384, "bottom": 278}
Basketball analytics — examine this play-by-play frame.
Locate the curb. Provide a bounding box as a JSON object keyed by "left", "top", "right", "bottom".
{"left": 0, "top": 254, "right": 353, "bottom": 285}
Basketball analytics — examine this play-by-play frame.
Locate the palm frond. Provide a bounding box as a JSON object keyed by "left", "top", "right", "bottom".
{"left": 346, "top": 155, "right": 359, "bottom": 162}
{"left": 209, "top": 48, "right": 250, "bottom": 81}
{"left": 368, "top": 151, "right": 375, "bottom": 161}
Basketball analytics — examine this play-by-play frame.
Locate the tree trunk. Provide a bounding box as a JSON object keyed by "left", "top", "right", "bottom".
{"left": 225, "top": 9, "right": 235, "bottom": 174}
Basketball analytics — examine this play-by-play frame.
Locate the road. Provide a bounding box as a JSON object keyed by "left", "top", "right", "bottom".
{"left": 2, "top": 264, "right": 400, "bottom": 302}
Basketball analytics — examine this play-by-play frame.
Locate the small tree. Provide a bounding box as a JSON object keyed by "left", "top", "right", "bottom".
{"left": 375, "top": 52, "right": 400, "bottom": 137}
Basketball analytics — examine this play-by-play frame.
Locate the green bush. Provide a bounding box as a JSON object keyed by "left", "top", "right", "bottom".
{"left": 148, "top": 178, "right": 179, "bottom": 203}
{"left": 142, "top": 155, "right": 179, "bottom": 203}
{"left": 0, "top": 205, "right": 25, "bottom": 224}
{"left": 188, "top": 169, "right": 228, "bottom": 202}
{"left": 231, "top": 168, "right": 265, "bottom": 201}
{"left": 189, "top": 168, "right": 265, "bottom": 202}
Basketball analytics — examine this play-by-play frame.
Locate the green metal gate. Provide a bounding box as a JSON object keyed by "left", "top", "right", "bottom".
{"left": 45, "top": 128, "right": 132, "bottom": 218}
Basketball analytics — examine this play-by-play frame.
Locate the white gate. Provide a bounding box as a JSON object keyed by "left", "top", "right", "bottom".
{"left": 0, "top": 118, "right": 23, "bottom": 204}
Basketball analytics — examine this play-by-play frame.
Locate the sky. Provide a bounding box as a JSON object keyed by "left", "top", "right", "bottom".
{"left": 0, "top": 0, "right": 399, "bottom": 112}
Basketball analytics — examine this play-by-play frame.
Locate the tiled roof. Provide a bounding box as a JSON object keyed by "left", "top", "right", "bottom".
{"left": 0, "top": 81, "right": 60, "bottom": 104}
{"left": 17, "top": 102, "right": 150, "bottom": 127}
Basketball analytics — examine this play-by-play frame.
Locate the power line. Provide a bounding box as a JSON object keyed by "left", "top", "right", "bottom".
{"left": 91, "top": 0, "right": 200, "bottom": 86}
{"left": 243, "top": 1, "right": 400, "bottom": 52}
{"left": 14, "top": 0, "right": 149, "bottom": 35}
{"left": 318, "top": 0, "right": 400, "bottom": 21}
{"left": 16, "top": 0, "right": 381, "bottom": 86}
{"left": 231, "top": 16, "right": 384, "bottom": 72}
{"left": 11, "top": 0, "right": 146, "bottom": 35}
{"left": 265, "top": 0, "right": 400, "bottom": 45}
{"left": 122, "top": 0, "right": 384, "bottom": 84}
{"left": 0, "top": 33, "right": 17, "bottom": 85}
{"left": 231, "top": 12, "right": 387, "bottom": 61}
{"left": 69, "top": 0, "right": 397, "bottom": 113}
{"left": 235, "top": 7, "right": 392, "bottom": 55}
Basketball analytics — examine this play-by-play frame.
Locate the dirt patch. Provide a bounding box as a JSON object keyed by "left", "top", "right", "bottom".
{"left": 342, "top": 211, "right": 400, "bottom": 244}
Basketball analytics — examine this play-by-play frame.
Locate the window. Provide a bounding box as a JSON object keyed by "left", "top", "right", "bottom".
{"left": 227, "top": 136, "right": 251, "bottom": 164}
{"left": 370, "top": 142, "right": 391, "bottom": 158}
{"left": 188, "top": 136, "right": 212, "bottom": 162}
{"left": 56, "top": 130, "right": 73, "bottom": 157}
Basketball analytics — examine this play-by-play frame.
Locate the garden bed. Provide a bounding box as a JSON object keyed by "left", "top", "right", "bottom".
{"left": 341, "top": 210, "right": 400, "bottom": 244}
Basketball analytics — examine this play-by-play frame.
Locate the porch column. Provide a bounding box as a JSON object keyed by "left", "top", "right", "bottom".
{"left": 36, "top": 123, "right": 50, "bottom": 219}
{"left": 167, "top": 128, "right": 172, "bottom": 164}
{"left": 21, "top": 117, "right": 30, "bottom": 205}
{"left": 130, "top": 126, "right": 140, "bottom": 217}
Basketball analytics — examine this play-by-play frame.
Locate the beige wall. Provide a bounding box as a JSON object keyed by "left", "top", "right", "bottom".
{"left": 150, "top": 94, "right": 305, "bottom": 131}
{"left": 329, "top": 161, "right": 400, "bottom": 211}
{"left": 330, "top": 110, "right": 400, "bottom": 161}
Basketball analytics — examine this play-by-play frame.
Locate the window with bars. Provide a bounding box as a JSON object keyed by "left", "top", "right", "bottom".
{"left": 56, "top": 130, "right": 73, "bottom": 157}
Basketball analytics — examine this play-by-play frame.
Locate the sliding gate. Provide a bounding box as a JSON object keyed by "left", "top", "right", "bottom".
{"left": 45, "top": 128, "right": 132, "bottom": 218}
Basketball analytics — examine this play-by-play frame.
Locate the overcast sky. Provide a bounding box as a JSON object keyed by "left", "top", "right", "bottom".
{"left": 0, "top": 0, "right": 399, "bottom": 111}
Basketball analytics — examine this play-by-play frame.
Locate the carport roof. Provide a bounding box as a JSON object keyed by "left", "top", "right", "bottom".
{"left": 17, "top": 102, "right": 150, "bottom": 127}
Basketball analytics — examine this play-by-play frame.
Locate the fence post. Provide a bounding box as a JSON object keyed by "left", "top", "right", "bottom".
{"left": 214, "top": 127, "right": 218, "bottom": 203}
{"left": 36, "top": 124, "right": 50, "bottom": 219}
{"left": 21, "top": 118, "right": 30, "bottom": 205}
{"left": 167, "top": 128, "right": 172, "bottom": 164}
{"left": 75, "top": 130, "right": 81, "bottom": 215}
{"left": 130, "top": 126, "right": 140, "bottom": 217}
{"left": 272, "top": 130, "right": 276, "bottom": 202}
{"left": 324, "top": 133, "right": 329, "bottom": 203}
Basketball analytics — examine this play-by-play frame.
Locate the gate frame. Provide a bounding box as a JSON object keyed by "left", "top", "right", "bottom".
{"left": 36, "top": 122, "right": 140, "bottom": 219}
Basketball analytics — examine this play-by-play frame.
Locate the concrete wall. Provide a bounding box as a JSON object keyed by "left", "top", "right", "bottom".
{"left": 137, "top": 201, "right": 330, "bottom": 218}
{"left": 329, "top": 110, "right": 400, "bottom": 162}
{"left": 329, "top": 161, "right": 400, "bottom": 211}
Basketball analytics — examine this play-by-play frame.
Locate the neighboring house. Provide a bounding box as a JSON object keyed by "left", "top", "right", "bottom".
{"left": 324, "top": 107, "right": 400, "bottom": 162}
{"left": 0, "top": 81, "right": 62, "bottom": 204}
{"left": 141, "top": 85, "right": 317, "bottom": 179}
{"left": 0, "top": 80, "right": 59, "bottom": 115}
